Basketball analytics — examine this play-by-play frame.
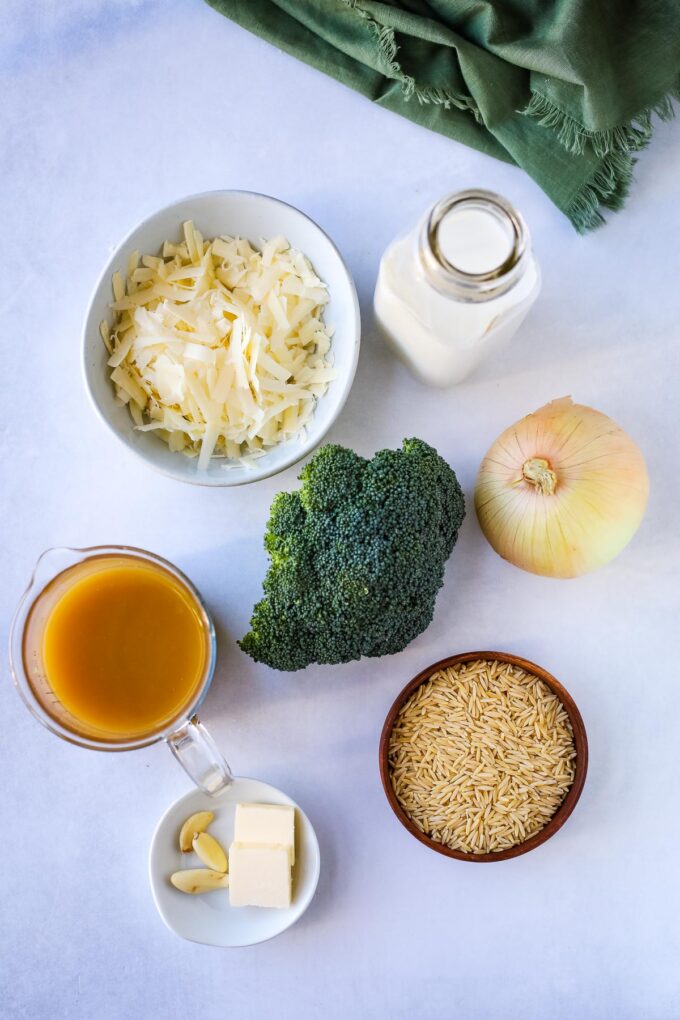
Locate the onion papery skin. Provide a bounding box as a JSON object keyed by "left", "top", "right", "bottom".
{"left": 474, "top": 397, "right": 650, "bottom": 578}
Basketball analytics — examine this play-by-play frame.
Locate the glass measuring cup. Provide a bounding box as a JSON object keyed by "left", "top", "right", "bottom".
{"left": 8, "top": 545, "right": 233, "bottom": 795}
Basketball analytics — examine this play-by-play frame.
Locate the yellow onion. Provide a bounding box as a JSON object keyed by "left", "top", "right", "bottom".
{"left": 474, "top": 397, "right": 649, "bottom": 578}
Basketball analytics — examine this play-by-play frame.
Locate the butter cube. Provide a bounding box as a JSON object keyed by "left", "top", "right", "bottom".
{"left": 234, "top": 803, "right": 295, "bottom": 865}
{"left": 228, "top": 843, "right": 292, "bottom": 909}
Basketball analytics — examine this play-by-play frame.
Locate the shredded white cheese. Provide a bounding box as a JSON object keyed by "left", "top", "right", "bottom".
{"left": 102, "top": 223, "right": 336, "bottom": 467}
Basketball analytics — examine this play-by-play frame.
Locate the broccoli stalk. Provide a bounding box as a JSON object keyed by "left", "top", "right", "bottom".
{"left": 239, "top": 438, "right": 465, "bottom": 671}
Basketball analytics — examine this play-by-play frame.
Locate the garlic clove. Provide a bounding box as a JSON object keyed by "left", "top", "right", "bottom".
{"left": 170, "top": 868, "right": 229, "bottom": 894}
{"left": 178, "top": 811, "right": 214, "bottom": 852}
{"left": 192, "top": 831, "right": 228, "bottom": 873}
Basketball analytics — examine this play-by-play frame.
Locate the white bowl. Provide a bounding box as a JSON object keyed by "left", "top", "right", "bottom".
{"left": 82, "top": 191, "right": 360, "bottom": 486}
{"left": 149, "top": 777, "right": 321, "bottom": 948}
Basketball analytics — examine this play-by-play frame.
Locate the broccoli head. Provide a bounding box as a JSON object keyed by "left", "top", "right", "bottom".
{"left": 239, "top": 438, "right": 465, "bottom": 671}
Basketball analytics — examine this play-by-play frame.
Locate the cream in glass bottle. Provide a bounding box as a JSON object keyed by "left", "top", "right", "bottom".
{"left": 374, "top": 190, "right": 541, "bottom": 386}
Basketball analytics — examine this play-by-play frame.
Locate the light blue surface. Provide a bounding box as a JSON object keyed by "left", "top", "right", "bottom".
{"left": 1, "top": 2, "right": 679, "bottom": 1018}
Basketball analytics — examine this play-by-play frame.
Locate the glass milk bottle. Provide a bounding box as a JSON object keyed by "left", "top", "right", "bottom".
{"left": 374, "top": 190, "right": 541, "bottom": 386}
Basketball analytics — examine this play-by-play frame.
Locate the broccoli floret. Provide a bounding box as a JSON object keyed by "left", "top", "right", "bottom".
{"left": 239, "top": 438, "right": 465, "bottom": 671}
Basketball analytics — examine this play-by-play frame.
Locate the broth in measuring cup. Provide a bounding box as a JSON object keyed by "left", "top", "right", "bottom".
{"left": 23, "top": 554, "right": 211, "bottom": 742}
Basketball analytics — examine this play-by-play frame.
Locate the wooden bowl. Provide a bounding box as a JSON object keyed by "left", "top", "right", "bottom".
{"left": 379, "top": 651, "right": 588, "bottom": 862}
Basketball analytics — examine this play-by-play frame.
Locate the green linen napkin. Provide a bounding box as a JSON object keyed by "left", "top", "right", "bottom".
{"left": 204, "top": 0, "right": 679, "bottom": 231}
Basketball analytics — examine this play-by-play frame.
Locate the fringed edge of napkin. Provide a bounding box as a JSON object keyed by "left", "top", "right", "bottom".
{"left": 567, "top": 152, "right": 635, "bottom": 233}
{"left": 341, "top": 0, "right": 482, "bottom": 122}
{"left": 524, "top": 78, "right": 679, "bottom": 232}
{"left": 522, "top": 84, "right": 680, "bottom": 158}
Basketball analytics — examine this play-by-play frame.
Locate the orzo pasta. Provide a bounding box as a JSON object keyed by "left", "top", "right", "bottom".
{"left": 388, "top": 659, "right": 576, "bottom": 854}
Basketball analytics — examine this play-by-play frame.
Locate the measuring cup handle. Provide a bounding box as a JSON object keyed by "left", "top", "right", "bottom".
{"left": 166, "top": 716, "right": 233, "bottom": 795}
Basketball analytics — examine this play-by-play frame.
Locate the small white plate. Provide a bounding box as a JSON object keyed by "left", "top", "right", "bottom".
{"left": 149, "top": 777, "right": 320, "bottom": 947}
